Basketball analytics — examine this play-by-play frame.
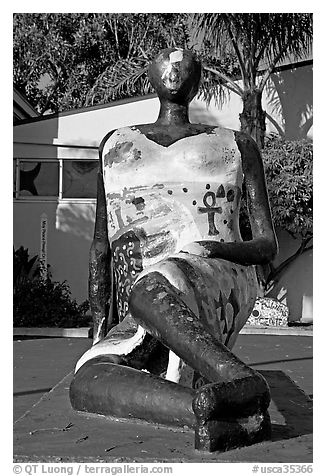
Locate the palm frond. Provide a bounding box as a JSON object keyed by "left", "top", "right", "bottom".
{"left": 107, "top": 58, "right": 151, "bottom": 98}
{"left": 198, "top": 72, "right": 231, "bottom": 108}
{"left": 190, "top": 13, "right": 312, "bottom": 83}
{"left": 85, "top": 57, "right": 152, "bottom": 106}
{"left": 189, "top": 13, "right": 234, "bottom": 59}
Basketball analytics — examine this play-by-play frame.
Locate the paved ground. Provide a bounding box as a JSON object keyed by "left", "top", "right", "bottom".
{"left": 13, "top": 333, "right": 313, "bottom": 462}
{"left": 13, "top": 336, "right": 90, "bottom": 422}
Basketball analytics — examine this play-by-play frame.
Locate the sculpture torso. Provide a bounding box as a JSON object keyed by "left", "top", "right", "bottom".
{"left": 102, "top": 125, "right": 247, "bottom": 323}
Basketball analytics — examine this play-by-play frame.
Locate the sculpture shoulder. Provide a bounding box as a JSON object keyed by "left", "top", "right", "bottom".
{"left": 99, "top": 129, "right": 118, "bottom": 159}
{"left": 192, "top": 124, "right": 244, "bottom": 145}
{"left": 197, "top": 125, "right": 250, "bottom": 152}
{"left": 99, "top": 126, "right": 140, "bottom": 157}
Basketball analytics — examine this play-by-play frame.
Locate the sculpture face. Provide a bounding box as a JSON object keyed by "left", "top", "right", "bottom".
{"left": 148, "top": 48, "right": 201, "bottom": 104}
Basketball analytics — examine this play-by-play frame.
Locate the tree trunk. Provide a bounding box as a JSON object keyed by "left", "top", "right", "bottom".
{"left": 239, "top": 89, "right": 266, "bottom": 149}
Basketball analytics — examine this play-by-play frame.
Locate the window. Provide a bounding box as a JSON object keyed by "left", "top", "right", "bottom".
{"left": 62, "top": 160, "right": 97, "bottom": 198}
{"left": 13, "top": 159, "right": 98, "bottom": 200}
{"left": 17, "top": 160, "right": 59, "bottom": 197}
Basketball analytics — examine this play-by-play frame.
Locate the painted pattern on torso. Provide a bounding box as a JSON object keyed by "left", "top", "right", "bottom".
{"left": 102, "top": 125, "right": 245, "bottom": 321}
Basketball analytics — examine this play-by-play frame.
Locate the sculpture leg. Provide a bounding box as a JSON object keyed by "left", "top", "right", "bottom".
{"left": 70, "top": 356, "right": 196, "bottom": 428}
{"left": 70, "top": 267, "right": 271, "bottom": 452}
{"left": 129, "top": 271, "right": 271, "bottom": 451}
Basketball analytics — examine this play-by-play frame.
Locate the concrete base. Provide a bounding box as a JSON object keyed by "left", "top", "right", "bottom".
{"left": 14, "top": 370, "right": 312, "bottom": 463}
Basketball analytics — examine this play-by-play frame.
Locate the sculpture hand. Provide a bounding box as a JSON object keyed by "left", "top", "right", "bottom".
{"left": 180, "top": 242, "right": 211, "bottom": 257}
{"left": 180, "top": 237, "right": 276, "bottom": 266}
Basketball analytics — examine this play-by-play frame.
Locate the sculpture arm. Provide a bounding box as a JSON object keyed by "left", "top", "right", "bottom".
{"left": 181, "top": 132, "right": 278, "bottom": 266}
{"left": 89, "top": 131, "right": 117, "bottom": 344}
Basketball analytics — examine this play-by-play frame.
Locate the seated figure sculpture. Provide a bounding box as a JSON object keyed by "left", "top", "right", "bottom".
{"left": 70, "top": 48, "right": 278, "bottom": 452}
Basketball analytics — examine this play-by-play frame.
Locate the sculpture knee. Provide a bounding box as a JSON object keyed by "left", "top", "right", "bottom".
{"left": 129, "top": 272, "right": 168, "bottom": 337}
{"left": 134, "top": 258, "right": 194, "bottom": 297}
{"left": 131, "top": 269, "right": 174, "bottom": 303}
{"left": 75, "top": 348, "right": 127, "bottom": 374}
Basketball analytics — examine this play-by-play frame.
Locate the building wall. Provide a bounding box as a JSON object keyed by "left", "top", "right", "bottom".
{"left": 13, "top": 64, "right": 313, "bottom": 320}
{"left": 13, "top": 200, "right": 96, "bottom": 303}
{"left": 266, "top": 63, "right": 313, "bottom": 139}
{"left": 267, "top": 229, "right": 313, "bottom": 323}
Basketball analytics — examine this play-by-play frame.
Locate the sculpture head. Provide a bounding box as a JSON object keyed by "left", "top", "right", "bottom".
{"left": 148, "top": 48, "right": 201, "bottom": 105}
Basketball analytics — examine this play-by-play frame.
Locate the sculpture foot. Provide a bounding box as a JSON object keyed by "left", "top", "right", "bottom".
{"left": 195, "top": 411, "right": 271, "bottom": 452}
{"left": 193, "top": 372, "right": 270, "bottom": 419}
{"left": 192, "top": 372, "right": 271, "bottom": 452}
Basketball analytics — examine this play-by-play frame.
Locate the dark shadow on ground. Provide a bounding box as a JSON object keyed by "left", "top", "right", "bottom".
{"left": 249, "top": 356, "right": 312, "bottom": 366}
{"left": 261, "top": 370, "right": 313, "bottom": 442}
{"left": 13, "top": 336, "right": 64, "bottom": 341}
{"left": 14, "top": 388, "right": 53, "bottom": 397}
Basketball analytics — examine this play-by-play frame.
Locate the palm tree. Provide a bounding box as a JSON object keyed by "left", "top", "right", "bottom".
{"left": 94, "top": 14, "right": 312, "bottom": 149}
{"left": 189, "top": 13, "right": 313, "bottom": 148}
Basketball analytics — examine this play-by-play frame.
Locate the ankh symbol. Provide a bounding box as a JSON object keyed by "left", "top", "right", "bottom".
{"left": 198, "top": 191, "right": 223, "bottom": 235}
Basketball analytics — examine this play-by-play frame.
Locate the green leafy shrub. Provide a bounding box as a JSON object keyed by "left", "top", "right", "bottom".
{"left": 13, "top": 247, "right": 90, "bottom": 327}
{"left": 239, "top": 136, "right": 313, "bottom": 293}
{"left": 240, "top": 135, "right": 312, "bottom": 242}
{"left": 14, "top": 246, "right": 40, "bottom": 289}
{"left": 263, "top": 134, "right": 312, "bottom": 238}
{"left": 260, "top": 135, "right": 312, "bottom": 292}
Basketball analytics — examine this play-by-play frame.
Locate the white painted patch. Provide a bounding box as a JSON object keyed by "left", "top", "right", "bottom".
{"left": 75, "top": 325, "right": 146, "bottom": 373}
{"left": 169, "top": 50, "right": 183, "bottom": 63}
{"left": 165, "top": 350, "right": 183, "bottom": 383}
{"left": 161, "top": 50, "right": 184, "bottom": 80}
{"left": 161, "top": 63, "right": 173, "bottom": 80}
